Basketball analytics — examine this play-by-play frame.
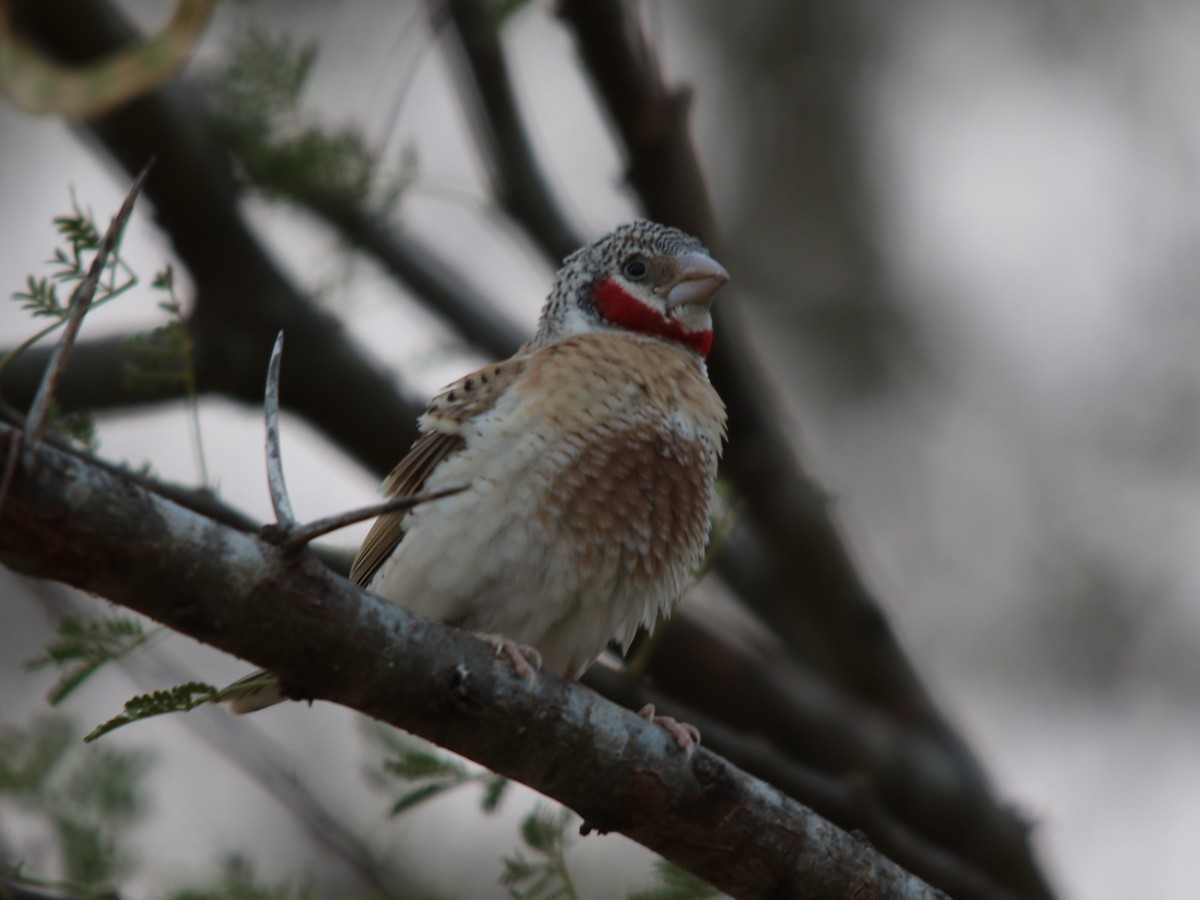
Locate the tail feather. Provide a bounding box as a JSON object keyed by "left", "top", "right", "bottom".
{"left": 224, "top": 668, "right": 286, "bottom": 714}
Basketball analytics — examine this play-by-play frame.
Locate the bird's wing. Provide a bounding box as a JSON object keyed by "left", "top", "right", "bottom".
{"left": 349, "top": 356, "right": 529, "bottom": 588}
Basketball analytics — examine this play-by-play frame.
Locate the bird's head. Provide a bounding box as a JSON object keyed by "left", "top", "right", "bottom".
{"left": 534, "top": 220, "right": 729, "bottom": 358}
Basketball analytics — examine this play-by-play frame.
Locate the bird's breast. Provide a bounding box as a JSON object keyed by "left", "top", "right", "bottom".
{"left": 378, "top": 332, "right": 725, "bottom": 676}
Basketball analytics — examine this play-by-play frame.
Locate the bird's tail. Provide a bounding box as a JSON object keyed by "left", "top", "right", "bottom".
{"left": 223, "top": 668, "right": 286, "bottom": 714}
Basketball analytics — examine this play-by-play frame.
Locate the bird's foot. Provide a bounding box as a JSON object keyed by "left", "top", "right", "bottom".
{"left": 471, "top": 632, "right": 542, "bottom": 683}
{"left": 638, "top": 703, "right": 700, "bottom": 752}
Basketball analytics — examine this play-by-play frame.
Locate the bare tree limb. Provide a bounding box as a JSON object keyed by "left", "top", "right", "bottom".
{"left": 0, "top": 422, "right": 946, "bottom": 900}
{"left": 438, "top": 0, "right": 583, "bottom": 262}
{"left": 310, "top": 200, "right": 526, "bottom": 358}
{"left": 640, "top": 615, "right": 1045, "bottom": 898}
{"left": 0, "top": 422, "right": 1023, "bottom": 900}
{"left": 585, "top": 666, "right": 1024, "bottom": 900}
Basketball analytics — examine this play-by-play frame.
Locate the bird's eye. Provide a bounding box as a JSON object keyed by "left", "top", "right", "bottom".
{"left": 623, "top": 257, "right": 649, "bottom": 281}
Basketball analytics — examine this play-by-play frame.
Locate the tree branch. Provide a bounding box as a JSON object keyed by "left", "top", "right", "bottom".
{"left": 311, "top": 200, "right": 526, "bottom": 358}
{"left": 0, "top": 418, "right": 1021, "bottom": 900}
{"left": 0, "top": 421, "right": 944, "bottom": 900}
{"left": 584, "top": 666, "right": 1023, "bottom": 900}
{"left": 438, "top": 0, "right": 583, "bottom": 262}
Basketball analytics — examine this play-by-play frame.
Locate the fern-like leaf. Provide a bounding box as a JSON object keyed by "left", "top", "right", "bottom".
{"left": 501, "top": 806, "right": 578, "bottom": 900}
{"left": 366, "top": 724, "right": 511, "bottom": 819}
{"left": 26, "top": 615, "right": 155, "bottom": 705}
{"left": 0, "top": 717, "right": 148, "bottom": 889}
{"left": 85, "top": 681, "right": 223, "bottom": 743}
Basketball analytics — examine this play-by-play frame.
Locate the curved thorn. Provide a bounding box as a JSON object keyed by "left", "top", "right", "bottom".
{"left": 264, "top": 330, "right": 296, "bottom": 529}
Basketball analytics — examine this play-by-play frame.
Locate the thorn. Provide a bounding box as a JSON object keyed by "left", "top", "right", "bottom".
{"left": 262, "top": 485, "right": 468, "bottom": 550}
{"left": 263, "top": 331, "right": 297, "bottom": 531}
{"left": 22, "top": 160, "right": 154, "bottom": 470}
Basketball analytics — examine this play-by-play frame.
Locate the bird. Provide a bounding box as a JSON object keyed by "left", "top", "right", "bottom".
{"left": 228, "top": 220, "right": 728, "bottom": 746}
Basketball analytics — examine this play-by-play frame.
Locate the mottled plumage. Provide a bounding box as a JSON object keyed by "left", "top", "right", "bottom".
{"left": 229, "top": 220, "right": 728, "bottom": 713}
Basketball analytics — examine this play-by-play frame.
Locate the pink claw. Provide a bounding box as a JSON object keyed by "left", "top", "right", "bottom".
{"left": 472, "top": 632, "right": 542, "bottom": 682}
{"left": 638, "top": 703, "right": 701, "bottom": 752}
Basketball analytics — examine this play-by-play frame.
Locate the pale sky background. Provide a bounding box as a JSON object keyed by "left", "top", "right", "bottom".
{"left": 3, "top": 1, "right": 1199, "bottom": 898}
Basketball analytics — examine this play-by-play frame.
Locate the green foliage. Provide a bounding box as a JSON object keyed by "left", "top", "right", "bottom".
{"left": 367, "top": 725, "right": 510, "bottom": 817}
{"left": 122, "top": 264, "right": 209, "bottom": 485}
{"left": 26, "top": 613, "right": 157, "bottom": 705}
{"left": 501, "top": 808, "right": 722, "bottom": 900}
{"left": 0, "top": 717, "right": 148, "bottom": 890}
{"left": 51, "top": 405, "right": 100, "bottom": 451}
{"left": 627, "top": 860, "right": 720, "bottom": 900}
{"left": 501, "top": 806, "right": 578, "bottom": 900}
{"left": 203, "top": 30, "right": 374, "bottom": 207}
{"left": 2, "top": 191, "right": 137, "bottom": 379}
{"left": 167, "top": 853, "right": 309, "bottom": 900}
{"left": 122, "top": 267, "right": 192, "bottom": 394}
{"left": 85, "top": 681, "right": 223, "bottom": 743}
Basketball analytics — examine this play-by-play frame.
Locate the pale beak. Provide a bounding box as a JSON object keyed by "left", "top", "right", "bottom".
{"left": 665, "top": 252, "right": 730, "bottom": 310}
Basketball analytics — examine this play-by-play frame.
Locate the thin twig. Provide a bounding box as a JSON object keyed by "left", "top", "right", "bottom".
{"left": 263, "top": 331, "right": 296, "bottom": 529}
{"left": 257, "top": 331, "right": 464, "bottom": 550}
{"left": 0, "top": 429, "right": 19, "bottom": 517}
{"left": 273, "top": 485, "right": 468, "bottom": 549}
{"left": 21, "top": 160, "right": 153, "bottom": 468}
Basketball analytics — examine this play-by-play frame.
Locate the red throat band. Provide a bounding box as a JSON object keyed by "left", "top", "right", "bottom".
{"left": 592, "top": 279, "right": 713, "bottom": 358}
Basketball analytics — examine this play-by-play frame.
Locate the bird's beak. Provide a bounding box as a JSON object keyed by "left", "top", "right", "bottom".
{"left": 665, "top": 252, "right": 730, "bottom": 310}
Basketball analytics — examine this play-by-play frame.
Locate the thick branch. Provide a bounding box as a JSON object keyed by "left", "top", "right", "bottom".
{"left": 0, "top": 422, "right": 944, "bottom": 900}
{"left": 0, "top": 426, "right": 1019, "bottom": 900}
{"left": 585, "top": 666, "right": 1022, "bottom": 900}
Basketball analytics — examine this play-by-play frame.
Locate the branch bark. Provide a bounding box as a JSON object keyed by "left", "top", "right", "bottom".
{"left": 440, "top": 0, "right": 583, "bottom": 262}
{"left": 0, "top": 422, "right": 944, "bottom": 900}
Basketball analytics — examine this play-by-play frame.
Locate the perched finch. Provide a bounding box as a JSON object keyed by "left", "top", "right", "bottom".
{"left": 230, "top": 221, "right": 728, "bottom": 741}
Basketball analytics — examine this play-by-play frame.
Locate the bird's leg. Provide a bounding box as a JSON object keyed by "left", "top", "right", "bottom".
{"left": 470, "top": 632, "right": 542, "bottom": 682}
{"left": 638, "top": 703, "right": 700, "bottom": 752}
